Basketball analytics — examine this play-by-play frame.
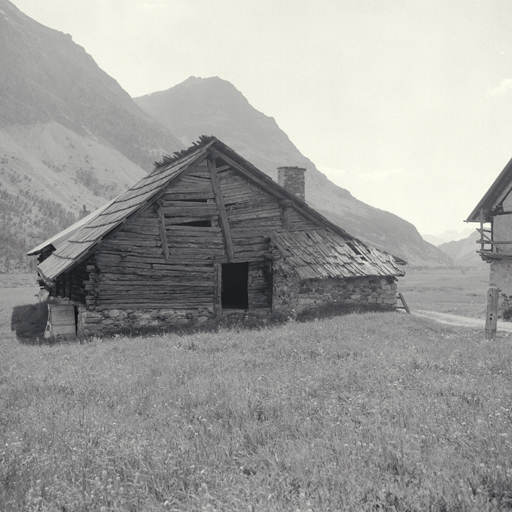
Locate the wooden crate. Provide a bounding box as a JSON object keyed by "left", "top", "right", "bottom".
{"left": 45, "top": 304, "right": 76, "bottom": 338}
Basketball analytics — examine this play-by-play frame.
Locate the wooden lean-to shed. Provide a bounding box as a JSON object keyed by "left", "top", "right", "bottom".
{"left": 27, "top": 136, "right": 405, "bottom": 336}
{"left": 467, "top": 156, "right": 512, "bottom": 316}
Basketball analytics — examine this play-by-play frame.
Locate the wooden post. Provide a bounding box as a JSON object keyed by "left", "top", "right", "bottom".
{"left": 214, "top": 263, "right": 222, "bottom": 316}
{"left": 208, "top": 154, "right": 234, "bottom": 262}
{"left": 155, "top": 201, "right": 170, "bottom": 261}
{"left": 397, "top": 293, "right": 411, "bottom": 314}
{"left": 485, "top": 286, "right": 499, "bottom": 341}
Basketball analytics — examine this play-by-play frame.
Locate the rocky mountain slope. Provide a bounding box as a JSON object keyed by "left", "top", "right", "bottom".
{"left": 0, "top": 0, "right": 182, "bottom": 169}
{"left": 438, "top": 230, "right": 486, "bottom": 267}
{"left": 135, "top": 77, "right": 452, "bottom": 266}
{"left": 1, "top": 0, "right": 451, "bottom": 270}
{"left": 0, "top": 0, "right": 183, "bottom": 271}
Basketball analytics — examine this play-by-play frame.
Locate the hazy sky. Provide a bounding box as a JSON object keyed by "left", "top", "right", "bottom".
{"left": 9, "top": 0, "right": 512, "bottom": 235}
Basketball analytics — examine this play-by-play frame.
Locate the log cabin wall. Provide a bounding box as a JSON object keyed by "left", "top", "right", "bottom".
{"left": 68, "top": 260, "right": 90, "bottom": 304}
{"left": 78, "top": 158, "right": 318, "bottom": 335}
{"left": 71, "top": 150, "right": 396, "bottom": 336}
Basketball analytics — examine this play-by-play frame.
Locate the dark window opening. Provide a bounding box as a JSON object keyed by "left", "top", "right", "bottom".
{"left": 178, "top": 220, "right": 212, "bottom": 227}
{"left": 222, "top": 262, "right": 249, "bottom": 309}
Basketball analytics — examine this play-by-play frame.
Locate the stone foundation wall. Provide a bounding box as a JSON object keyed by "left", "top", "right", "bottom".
{"left": 272, "top": 259, "right": 398, "bottom": 313}
{"left": 77, "top": 306, "right": 215, "bottom": 336}
{"left": 490, "top": 260, "right": 512, "bottom": 318}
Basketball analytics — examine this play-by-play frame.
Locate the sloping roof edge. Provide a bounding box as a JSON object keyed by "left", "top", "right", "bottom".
{"left": 268, "top": 229, "right": 405, "bottom": 280}
{"left": 32, "top": 136, "right": 406, "bottom": 284}
{"left": 26, "top": 198, "right": 118, "bottom": 256}
{"left": 33, "top": 140, "right": 215, "bottom": 282}
{"left": 467, "top": 157, "right": 512, "bottom": 223}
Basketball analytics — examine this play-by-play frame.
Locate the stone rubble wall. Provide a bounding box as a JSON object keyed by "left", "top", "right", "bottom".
{"left": 272, "top": 258, "right": 398, "bottom": 313}
{"left": 77, "top": 306, "right": 214, "bottom": 336}
{"left": 491, "top": 260, "right": 512, "bottom": 319}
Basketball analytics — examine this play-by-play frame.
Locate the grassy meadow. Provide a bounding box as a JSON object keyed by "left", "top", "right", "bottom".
{"left": 2, "top": 294, "right": 512, "bottom": 510}
{"left": 398, "top": 265, "right": 489, "bottom": 318}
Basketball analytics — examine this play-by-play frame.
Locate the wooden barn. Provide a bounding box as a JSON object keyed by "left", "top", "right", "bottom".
{"left": 467, "top": 156, "right": 512, "bottom": 316}
{"left": 27, "top": 136, "right": 406, "bottom": 336}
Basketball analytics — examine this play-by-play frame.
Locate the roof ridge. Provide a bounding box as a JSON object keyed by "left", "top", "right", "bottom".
{"left": 154, "top": 135, "right": 217, "bottom": 169}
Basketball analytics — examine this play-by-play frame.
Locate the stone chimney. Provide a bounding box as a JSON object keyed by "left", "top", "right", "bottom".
{"left": 277, "top": 166, "right": 306, "bottom": 202}
{"left": 78, "top": 205, "right": 90, "bottom": 220}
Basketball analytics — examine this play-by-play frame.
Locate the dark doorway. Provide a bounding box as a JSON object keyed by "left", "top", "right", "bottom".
{"left": 222, "top": 262, "right": 249, "bottom": 309}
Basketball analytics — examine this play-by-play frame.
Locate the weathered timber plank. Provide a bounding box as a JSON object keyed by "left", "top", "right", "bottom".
{"left": 227, "top": 209, "right": 282, "bottom": 223}
{"left": 208, "top": 156, "right": 234, "bottom": 262}
{"left": 99, "top": 245, "right": 225, "bottom": 257}
{"left": 226, "top": 197, "right": 278, "bottom": 210}
{"left": 232, "top": 238, "right": 268, "bottom": 247}
{"left": 99, "top": 271, "right": 215, "bottom": 280}
{"left": 103, "top": 239, "right": 160, "bottom": 248}
{"left": 97, "top": 284, "right": 214, "bottom": 293}
{"left": 166, "top": 216, "right": 219, "bottom": 225}
{"left": 220, "top": 177, "right": 268, "bottom": 191}
{"left": 98, "top": 288, "right": 215, "bottom": 296}
{"left": 224, "top": 193, "right": 265, "bottom": 205}
{"left": 179, "top": 174, "right": 212, "bottom": 183}
{"left": 137, "top": 208, "right": 159, "bottom": 218}
{"left": 121, "top": 224, "right": 160, "bottom": 236}
{"left": 99, "top": 270, "right": 213, "bottom": 280}
{"left": 99, "top": 265, "right": 214, "bottom": 275}
{"left": 218, "top": 153, "right": 285, "bottom": 198}
{"left": 221, "top": 188, "right": 270, "bottom": 204}
{"left": 166, "top": 227, "right": 223, "bottom": 236}
{"left": 99, "top": 279, "right": 213, "bottom": 288}
{"left": 170, "top": 182, "right": 214, "bottom": 193}
{"left": 168, "top": 243, "right": 225, "bottom": 251}
{"left": 287, "top": 208, "right": 320, "bottom": 229}
{"left": 232, "top": 250, "right": 272, "bottom": 260}
{"left": 230, "top": 219, "right": 283, "bottom": 230}
{"left": 233, "top": 242, "right": 270, "bottom": 252}
{"left": 162, "top": 205, "right": 218, "bottom": 217}
{"left": 186, "top": 170, "right": 211, "bottom": 178}
{"left": 98, "top": 294, "right": 214, "bottom": 303}
{"left": 97, "top": 253, "right": 217, "bottom": 266}
{"left": 226, "top": 203, "right": 280, "bottom": 215}
{"left": 111, "top": 229, "right": 160, "bottom": 241}
{"left": 214, "top": 263, "right": 222, "bottom": 315}
{"left": 96, "top": 303, "right": 214, "bottom": 309}
{"left": 162, "top": 192, "right": 215, "bottom": 201}
{"left": 229, "top": 228, "right": 272, "bottom": 238}
{"left": 281, "top": 203, "right": 290, "bottom": 230}
{"left": 155, "top": 202, "right": 170, "bottom": 260}
{"left": 161, "top": 200, "right": 211, "bottom": 208}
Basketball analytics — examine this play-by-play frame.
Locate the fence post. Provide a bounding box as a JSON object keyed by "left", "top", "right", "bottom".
{"left": 485, "top": 286, "right": 498, "bottom": 341}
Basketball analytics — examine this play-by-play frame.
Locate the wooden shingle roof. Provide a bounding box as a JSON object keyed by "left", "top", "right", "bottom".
{"left": 269, "top": 229, "right": 405, "bottom": 279}
{"left": 29, "top": 136, "right": 406, "bottom": 284}
{"left": 35, "top": 140, "right": 215, "bottom": 283}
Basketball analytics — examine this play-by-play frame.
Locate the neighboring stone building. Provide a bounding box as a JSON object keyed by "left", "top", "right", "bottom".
{"left": 27, "top": 136, "right": 405, "bottom": 337}
{"left": 467, "top": 157, "right": 512, "bottom": 316}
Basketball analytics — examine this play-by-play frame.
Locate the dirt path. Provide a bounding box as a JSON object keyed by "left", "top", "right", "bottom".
{"left": 413, "top": 309, "right": 512, "bottom": 333}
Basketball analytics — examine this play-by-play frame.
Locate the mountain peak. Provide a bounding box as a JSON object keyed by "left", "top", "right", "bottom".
{"left": 135, "top": 79, "right": 452, "bottom": 266}
{"left": 0, "top": 0, "right": 182, "bottom": 169}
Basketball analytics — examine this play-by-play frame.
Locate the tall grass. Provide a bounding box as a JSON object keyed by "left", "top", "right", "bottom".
{"left": 2, "top": 313, "right": 512, "bottom": 511}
